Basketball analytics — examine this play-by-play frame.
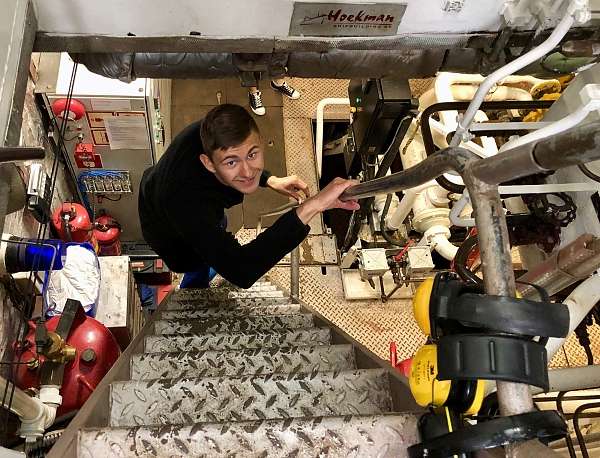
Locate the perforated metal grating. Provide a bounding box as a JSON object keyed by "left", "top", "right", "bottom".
{"left": 268, "top": 266, "right": 426, "bottom": 362}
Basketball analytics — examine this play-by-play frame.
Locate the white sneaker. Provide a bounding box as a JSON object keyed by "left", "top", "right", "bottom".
{"left": 271, "top": 81, "right": 301, "bottom": 100}
{"left": 249, "top": 91, "right": 266, "bottom": 116}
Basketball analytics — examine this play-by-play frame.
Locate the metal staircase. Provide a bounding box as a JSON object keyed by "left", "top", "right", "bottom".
{"left": 48, "top": 280, "right": 421, "bottom": 457}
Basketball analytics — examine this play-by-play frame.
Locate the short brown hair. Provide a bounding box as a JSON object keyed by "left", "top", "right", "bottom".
{"left": 200, "top": 104, "right": 259, "bottom": 158}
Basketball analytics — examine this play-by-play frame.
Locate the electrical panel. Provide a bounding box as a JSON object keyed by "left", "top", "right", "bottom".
{"left": 79, "top": 171, "right": 132, "bottom": 194}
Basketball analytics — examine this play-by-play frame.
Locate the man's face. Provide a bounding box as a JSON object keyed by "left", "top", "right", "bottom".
{"left": 200, "top": 130, "right": 265, "bottom": 194}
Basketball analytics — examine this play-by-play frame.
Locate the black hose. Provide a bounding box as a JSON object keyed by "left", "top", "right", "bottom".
{"left": 342, "top": 210, "right": 361, "bottom": 251}
{"left": 579, "top": 163, "right": 600, "bottom": 183}
{"left": 556, "top": 392, "right": 578, "bottom": 458}
{"left": 573, "top": 402, "right": 600, "bottom": 458}
{"left": 454, "top": 236, "right": 483, "bottom": 286}
{"left": 25, "top": 429, "right": 64, "bottom": 458}
{"left": 379, "top": 194, "right": 405, "bottom": 247}
{"left": 419, "top": 100, "right": 556, "bottom": 193}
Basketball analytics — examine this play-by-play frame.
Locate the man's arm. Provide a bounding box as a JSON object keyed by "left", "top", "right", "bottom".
{"left": 170, "top": 178, "right": 359, "bottom": 288}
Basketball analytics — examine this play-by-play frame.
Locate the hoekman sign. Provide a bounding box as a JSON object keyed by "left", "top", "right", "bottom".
{"left": 290, "top": 2, "right": 407, "bottom": 37}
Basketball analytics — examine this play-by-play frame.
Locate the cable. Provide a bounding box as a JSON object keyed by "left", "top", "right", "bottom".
{"left": 97, "top": 194, "right": 122, "bottom": 202}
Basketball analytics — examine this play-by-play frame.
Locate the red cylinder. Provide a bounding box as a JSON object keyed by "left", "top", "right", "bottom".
{"left": 51, "top": 98, "right": 86, "bottom": 121}
{"left": 93, "top": 215, "right": 122, "bottom": 256}
{"left": 51, "top": 202, "right": 93, "bottom": 243}
{"left": 14, "top": 314, "right": 120, "bottom": 417}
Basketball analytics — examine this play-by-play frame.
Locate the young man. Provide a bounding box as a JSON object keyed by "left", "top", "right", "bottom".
{"left": 138, "top": 104, "right": 359, "bottom": 289}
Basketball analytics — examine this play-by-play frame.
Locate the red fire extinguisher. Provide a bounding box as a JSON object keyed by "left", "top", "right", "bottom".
{"left": 93, "top": 214, "right": 122, "bottom": 256}
{"left": 51, "top": 202, "right": 94, "bottom": 244}
{"left": 14, "top": 308, "right": 120, "bottom": 417}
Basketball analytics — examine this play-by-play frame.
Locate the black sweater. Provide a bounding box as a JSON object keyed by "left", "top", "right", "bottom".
{"left": 138, "top": 120, "right": 310, "bottom": 288}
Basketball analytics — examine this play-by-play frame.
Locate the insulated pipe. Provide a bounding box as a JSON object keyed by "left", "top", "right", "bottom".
{"left": 0, "top": 376, "right": 45, "bottom": 422}
{"left": 419, "top": 86, "right": 533, "bottom": 110}
{"left": 450, "top": 12, "right": 577, "bottom": 146}
{"left": 546, "top": 274, "right": 600, "bottom": 361}
{"left": 315, "top": 98, "right": 350, "bottom": 179}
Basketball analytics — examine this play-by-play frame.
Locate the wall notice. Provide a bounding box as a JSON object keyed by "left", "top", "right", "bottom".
{"left": 87, "top": 111, "right": 114, "bottom": 129}
{"left": 90, "top": 98, "right": 132, "bottom": 112}
{"left": 104, "top": 117, "right": 150, "bottom": 150}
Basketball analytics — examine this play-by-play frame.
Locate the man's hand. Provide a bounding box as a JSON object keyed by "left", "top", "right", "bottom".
{"left": 266, "top": 175, "right": 310, "bottom": 202}
{"left": 295, "top": 178, "right": 360, "bottom": 225}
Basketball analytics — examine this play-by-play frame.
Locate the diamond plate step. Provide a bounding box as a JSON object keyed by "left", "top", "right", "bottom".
{"left": 172, "top": 285, "right": 280, "bottom": 299}
{"left": 79, "top": 414, "right": 419, "bottom": 458}
{"left": 131, "top": 344, "right": 355, "bottom": 380}
{"left": 153, "top": 314, "right": 314, "bottom": 335}
{"left": 109, "top": 369, "right": 392, "bottom": 427}
{"left": 144, "top": 328, "right": 332, "bottom": 353}
{"left": 172, "top": 288, "right": 285, "bottom": 300}
{"left": 159, "top": 303, "right": 302, "bottom": 320}
{"left": 164, "top": 296, "right": 291, "bottom": 310}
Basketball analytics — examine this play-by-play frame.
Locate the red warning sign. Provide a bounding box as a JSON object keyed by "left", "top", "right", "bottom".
{"left": 74, "top": 143, "right": 103, "bottom": 168}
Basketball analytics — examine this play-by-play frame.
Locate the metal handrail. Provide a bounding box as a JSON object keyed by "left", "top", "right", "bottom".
{"left": 257, "top": 201, "right": 301, "bottom": 301}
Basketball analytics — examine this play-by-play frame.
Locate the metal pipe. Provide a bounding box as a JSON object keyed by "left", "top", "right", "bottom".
{"left": 290, "top": 245, "right": 300, "bottom": 302}
{"left": 0, "top": 147, "right": 45, "bottom": 163}
{"left": 339, "top": 147, "right": 477, "bottom": 201}
{"left": 471, "top": 121, "right": 600, "bottom": 184}
{"left": 532, "top": 365, "right": 600, "bottom": 395}
{"left": 517, "top": 235, "right": 600, "bottom": 299}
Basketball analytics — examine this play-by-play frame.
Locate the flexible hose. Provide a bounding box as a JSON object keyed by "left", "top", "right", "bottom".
{"left": 454, "top": 236, "right": 483, "bottom": 286}
{"left": 25, "top": 429, "right": 64, "bottom": 458}
{"left": 579, "top": 163, "right": 600, "bottom": 183}
{"left": 380, "top": 194, "right": 406, "bottom": 247}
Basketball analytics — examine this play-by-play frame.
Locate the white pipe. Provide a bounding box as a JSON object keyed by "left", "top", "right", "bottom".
{"left": 532, "top": 366, "right": 600, "bottom": 395}
{"left": 387, "top": 181, "right": 438, "bottom": 229}
{"left": 387, "top": 190, "right": 417, "bottom": 230}
{"left": 315, "top": 98, "right": 350, "bottom": 179}
{"left": 0, "top": 376, "right": 45, "bottom": 422}
{"left": 0, "top": 377, "right": 58, "bottom": 441}
{"left": 451, "top": 182, "right": 600, "bottom": 227}
{"left": 425, "top": 226, "right": 459, "bottom": 260}
{"left": 452, "top": 85, "right": 533, "bottom": 102}
{"left": 499, "top": 182, "right": 600, "bottom": 193}
{"left": 547, "top": 274, "right": 600, "bottom": 361}
{"left": 450, "top": 12, "right": 576, "bottom": 146}
{"left": 500, "top": 104, "right": 591, "bottom": 152}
